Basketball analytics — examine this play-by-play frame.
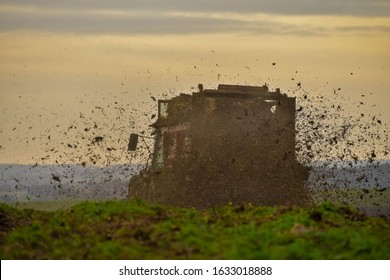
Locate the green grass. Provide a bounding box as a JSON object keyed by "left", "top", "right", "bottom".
{"left": 12, "top": 199, "right": 84, "bottom": 211}
{"left": 1, "top": 200, "right": 389, "bottom": 259}
{"left": 310, "top": 187, "right": 390, "bottom": 217}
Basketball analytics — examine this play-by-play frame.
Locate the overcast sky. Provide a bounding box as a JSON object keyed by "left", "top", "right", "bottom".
{"left": 1, "top": 0, "right": 390, "bottom": 15}
{"left": 1, "top": 0, "right": 389, "bottom": 35}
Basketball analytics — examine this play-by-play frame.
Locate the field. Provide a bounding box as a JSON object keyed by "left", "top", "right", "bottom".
{"left": 309, "top": 187, "right": 390, "bottom": 217}
{"left": 1, "top": 199, "right": 390, "bottom": 259}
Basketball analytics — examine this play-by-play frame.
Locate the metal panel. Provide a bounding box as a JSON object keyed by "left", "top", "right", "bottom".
{"left": 128, "top": 133, "right": 139, "bottom": 151}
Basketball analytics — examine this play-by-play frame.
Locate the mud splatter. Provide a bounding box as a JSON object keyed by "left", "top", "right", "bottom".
{"left": 1, "top": 80, "right": 389, "bottom": 214}
{"left": 128, "top": 83, "right": 389, "bottom": 213}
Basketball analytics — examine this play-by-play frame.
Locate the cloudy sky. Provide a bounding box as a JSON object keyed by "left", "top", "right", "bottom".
{"left": 1, "top": 0, "right": 390, "bottom": 34}
{"left": 0, "top": 0, "right": 389, "bottom": 164}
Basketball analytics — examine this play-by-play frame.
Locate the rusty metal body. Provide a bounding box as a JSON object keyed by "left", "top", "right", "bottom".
{"left": 129, "top": 84, "right": 309, "bottom": 208}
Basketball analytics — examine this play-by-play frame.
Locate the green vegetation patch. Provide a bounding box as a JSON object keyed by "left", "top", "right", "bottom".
{"left": 0, "top": 200, "right": 389, "bottom": 259}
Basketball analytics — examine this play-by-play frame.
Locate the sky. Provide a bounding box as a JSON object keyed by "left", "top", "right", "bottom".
{"left": 0, "top": 0, "right": 389, "bottom": 164}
